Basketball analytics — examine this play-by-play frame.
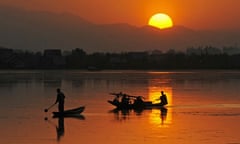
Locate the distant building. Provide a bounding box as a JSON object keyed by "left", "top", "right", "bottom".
{"left": 222, "top": 47, "right": 240, "bottom": 55}
{"left": 109, "top": 55, "right": 127, "bottom": 64}
{"left": 42, "top": 49, "right": 65, "bottom": 68}
{"left": 151, "top": 50, "right": 162, "bottom": 55}
{"left": 148, "top": 50, "right": 163, "bottom": 62}
{"left": 127, "top": 52, "right": 148, "bottom": 60}
{"left": 186, "top": 47, "right": 203, "bottom": 55}
{"left": 186, "top": 46, "right": 222, "bottom": 55}
{"left": 44, "top": 49, "right": 62, "bottom": 57}
{"left": 204, "top": 47, "right": 222, "bottom": 55}
{"left": 0, "top": 48, "right": 25, "bottom": 68}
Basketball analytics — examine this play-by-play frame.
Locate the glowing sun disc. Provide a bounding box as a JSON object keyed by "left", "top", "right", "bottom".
{"left": 148, "top": 13, "right": 173, "bottom": 29}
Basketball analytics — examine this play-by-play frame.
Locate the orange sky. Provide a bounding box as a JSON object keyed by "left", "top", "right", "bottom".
{"left": 1, "top": 0, "right": 240, "bottom": 30}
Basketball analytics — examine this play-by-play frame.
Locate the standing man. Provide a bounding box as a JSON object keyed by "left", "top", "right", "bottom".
{"left": 55, "top": 88, "right": 65, "bottom": 113}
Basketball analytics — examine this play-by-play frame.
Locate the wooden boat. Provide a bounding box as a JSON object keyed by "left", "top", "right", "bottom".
{"left": 108, "top": 92, "right": 167, "bottom": 109}
{"left": 107, "top": 100, "right": 165, "bottom": 109}
{"left": 52, "top": 114, "right": 85, "bottom": 120}
{"left": 52, "top": 106, "right": 85, "bottom": 117}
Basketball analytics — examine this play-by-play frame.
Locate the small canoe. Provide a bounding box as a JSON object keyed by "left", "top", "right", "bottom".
{"left": 52, "top": 106, "right": 85, "bottom": 117}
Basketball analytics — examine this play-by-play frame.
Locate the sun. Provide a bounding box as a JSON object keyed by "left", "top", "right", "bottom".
{"left": 148, "top": 13, "right": 173, "bottom": 29}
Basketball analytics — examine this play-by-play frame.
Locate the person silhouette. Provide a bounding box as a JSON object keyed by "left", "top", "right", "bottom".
{"left": 55, "top": 88, "right": 65, "bottom": 113}
{"left": 159, "top": 91, "right": 168, "bottom": 106}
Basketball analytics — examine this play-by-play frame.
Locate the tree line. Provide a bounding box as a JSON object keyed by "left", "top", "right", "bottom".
{"left": 0, "top": 46, "right": 240, "bottom": 70}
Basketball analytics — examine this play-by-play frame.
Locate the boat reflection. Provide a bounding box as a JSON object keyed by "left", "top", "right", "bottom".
{"left": 45, "top": 114, "right": 85, "bottom": 141}
{"left": 109, "top": 107, "right": 168, "bottom": 124}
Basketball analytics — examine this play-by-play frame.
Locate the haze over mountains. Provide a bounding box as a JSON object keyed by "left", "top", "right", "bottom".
{"left": 0, "top": 6, "right": 240, "bottom": 53}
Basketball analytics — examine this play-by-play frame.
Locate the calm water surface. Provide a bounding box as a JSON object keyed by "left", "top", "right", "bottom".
{"left": 0, "top": 70, "right": 240, "bottom": 144}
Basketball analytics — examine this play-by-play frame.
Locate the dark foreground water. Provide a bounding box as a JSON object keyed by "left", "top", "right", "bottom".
{"left": 0, "top": 70, "right": 240, "bottom": 144}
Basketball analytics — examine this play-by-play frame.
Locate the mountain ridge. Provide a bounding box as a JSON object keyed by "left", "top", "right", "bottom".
{"left": 0, "top": 6, "right": 239, "bottom": 53}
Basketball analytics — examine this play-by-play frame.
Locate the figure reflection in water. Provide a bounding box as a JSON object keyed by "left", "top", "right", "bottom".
{"left": 56, "top": 117, "right": 64, "bottom": 141}
{"left": 160, "top": 107, "right": 168, "bottom": 125}
{"left": 44, "top": 117, "right": 65, "bottom": 141}
{"left": 45, "top": 114, "right": 85, "bottom": 141}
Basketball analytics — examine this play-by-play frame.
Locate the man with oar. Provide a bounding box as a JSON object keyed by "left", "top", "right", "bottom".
{"left": 44, "top": 88, "right": 65, "bottom": 113}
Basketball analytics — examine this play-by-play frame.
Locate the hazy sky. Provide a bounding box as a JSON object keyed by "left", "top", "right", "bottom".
{"left": 0, "top": 0, "right": 240, "bottom": 30}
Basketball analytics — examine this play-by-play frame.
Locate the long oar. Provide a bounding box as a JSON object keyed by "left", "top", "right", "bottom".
{"left": 44, "top": 103, "right": 56, "bottom": 112}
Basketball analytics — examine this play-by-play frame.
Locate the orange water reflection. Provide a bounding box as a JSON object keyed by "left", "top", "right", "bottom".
{"left": 148, "top": 86, "right": 173, "bottom": 127}
{"left": 45, "top": 115, "right": 85, "bottom": 142}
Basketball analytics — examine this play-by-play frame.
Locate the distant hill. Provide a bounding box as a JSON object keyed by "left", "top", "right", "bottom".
{"left": 0, "top": 6, "right": 240, "bottom": 53}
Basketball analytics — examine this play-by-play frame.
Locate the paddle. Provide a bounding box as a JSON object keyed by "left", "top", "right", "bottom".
{"left": 125, "top": 94, "right": 145, "bottom": 99}
{"left": 109, "top": 92, "right": 123, "bottom": 96}
{"left": 44, "top": 103, "right": 56, "bottom": 112}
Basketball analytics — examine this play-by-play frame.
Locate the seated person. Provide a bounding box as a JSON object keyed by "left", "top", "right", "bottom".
{"left": 159, "top": 91, "right": 168, "bottom": 106}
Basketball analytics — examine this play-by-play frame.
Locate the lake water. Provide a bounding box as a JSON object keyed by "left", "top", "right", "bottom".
{"left": 0, "top": 70, "right": 240, "bottom": 144}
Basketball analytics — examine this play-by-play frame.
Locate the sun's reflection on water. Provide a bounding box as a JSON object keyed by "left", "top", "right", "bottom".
{"left": 148, "top": 86, "right": 173, "bottom": 127}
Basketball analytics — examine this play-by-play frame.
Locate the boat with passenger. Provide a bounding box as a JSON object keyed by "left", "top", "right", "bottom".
{"left": 107, "top": 92, "right": 168, "bottom": 109}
